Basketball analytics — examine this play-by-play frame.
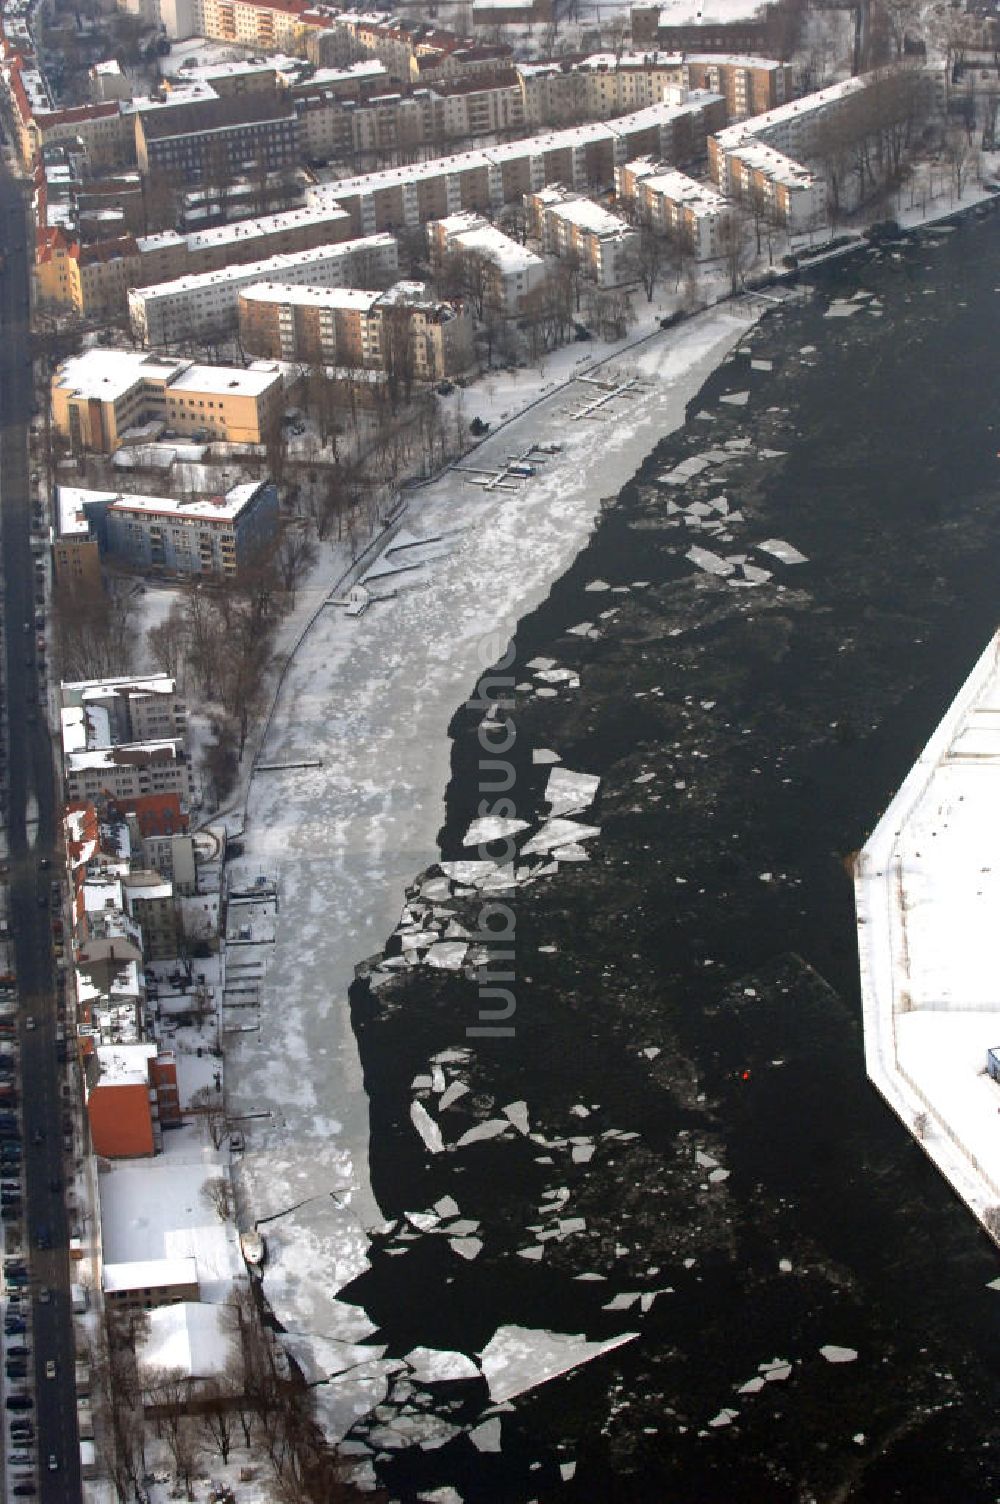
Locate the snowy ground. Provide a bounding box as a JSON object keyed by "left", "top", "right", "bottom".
{"left": 223, "top": 303, "right": 759, "bottom": 1418}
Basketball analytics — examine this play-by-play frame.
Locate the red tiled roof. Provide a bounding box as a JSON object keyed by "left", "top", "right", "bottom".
{"left": 77, "top": 233, "right": 138, "bottom": 266}
{"left": 106, "top": 793, "right": 189, "bottom": 838}
{"left": 34, "top": 100, "right": 120, "bottom": 128}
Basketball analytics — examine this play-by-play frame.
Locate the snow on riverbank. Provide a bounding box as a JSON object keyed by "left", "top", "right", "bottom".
{"left": 225, "top": 303, "right": 760, "bottom": 1423}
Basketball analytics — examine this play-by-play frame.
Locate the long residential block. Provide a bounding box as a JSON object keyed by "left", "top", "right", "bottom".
{"left": 127, "top": 232, "right": 400, "bottom": 346}
{"left": 307, "top": 93, "right": 727, "bottom": 236}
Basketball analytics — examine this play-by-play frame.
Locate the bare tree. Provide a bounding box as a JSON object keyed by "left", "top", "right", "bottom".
{"left": 877, "top": 0, "right": 922, "bottom": 60}
{"left": 147, "top": 600, "right": 189, "bottom": 684}
{"left": 273, "top": 521, "right": 318, "bottom": 602}
{"left": 51, "top": 575, "right": 137, "bottom": 681}
{"left": 199, "top": 1375, "right": 238, "bottom": 1464}
{"left": 942, "top": 123, "right": 979, "bottom": 199}
{"left": 164, "top": 1416, "right": 201, "bottom": 1500}
{"left": 189, "top": 1082, "right": 226, "bottom": 1148}
{"left": 717, "top": 208, "right": 751, "bottom": 296}
{"left": 201, "top": 1172, "right": 234, "bottom": 1221}
{"left": 630, "top": 215, "right": 665, "bottom": 302}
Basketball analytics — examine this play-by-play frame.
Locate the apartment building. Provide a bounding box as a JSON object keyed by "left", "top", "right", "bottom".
{"left": 36, "top": 201, "right": 353, "bottom": 319}
{"left": 86, "top": 1044, "right": 181, "bottom": 1159}
{"left": 616, "top": 157, "right": 728, "bottom": 258}
{"left": 308, "top": 94, "right": 725, "bottom": 239}
{"left": 428, "top": 212, "right": 547, "bottom": 316}
{"left": 53, "top": 487, "right": 104, "bottom": 597}
{"left": 707, "top": 75, "right": 870, "bottom": 226}
{"left": 123, "top": 871, "right": 181, "bottom": 960}
{"left": 517, "top": 52, "right": 685, "bottom": 128}
{"left": 725, "top": 140, "right": 825, "bottom": 228}
{"left": 135, "top": 90, "right": 299, "bottom": 178}
{"left": 65, "top": 741, "right": 194, "bottom": 804}
{"left": 684, "top": 54, "right": 792, "bottom": 120}
{"left": 127, "top": 232, "right": 399, "bottom": 346}
{"left": 136, "top": 200, "right": 353, "bottom": 283}
{"left": 141, "top": 0, "right": 312, "bottom": 47}
{"left": 51, "top": 349, "right": 285, "bottom": 452}
{"left": 284, "top": 58, "right": 390, "bottom": 107}
{"left": 56, "top": 481, "right": 279, "bottom": 579}
{"left": 21, "top": 97, "right": 131, "bottom": 171}
{"left": 525, "top": 186, "right": 639, "bottom": 288}
{"left": 107, "top": 482, "right": 278, "bottom": 577}
{"left": 33, "top": 227, "right": 138, "bottom": 320}
{"left": 61, "top": 674, "right": 188, "bottom": 747}
{"left": 631, "top": 0, "right": 785, "bottom": 54}
{"left": 294, "top": 68, "right": 526, "bottom": 168}
{"left": 238, "top": 279, "right": 473, "bottom": 377}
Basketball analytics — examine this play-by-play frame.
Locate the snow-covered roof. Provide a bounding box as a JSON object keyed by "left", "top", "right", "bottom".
{"left": 53, "top": 350, "right": 183, "bottom": 403}
{"left": 130, "top": 233, "right": 396, "bottom": 303}
{"left": 66, "top": 739, "right": 185, "bottom": 774}
{"left": 136, "top": 201, "right": 349, "bottom": 258}
{"left": 137, "top": 1301, "right": 232, "bottom": 1380}
{"left": 167, "top": 363, "right": 279, "bottom": 398}
{"left": 714, "top": 73, "right": 867, "bottom": 150}
{"left": 99, "top": 1156, "right": 243, "bottom": 1302}
{"left": 658, "top": 0, "right": 770, "bottom": 25}
{"left": 103, "top": 1256, "right": 199, "bottom": 1293}
{"left": 242, "top": 282, "right": 381, "bottom": 312}
{"left": 309, "top": 59, "right": 387, "bottom": 85}
{"left": 63, "top": 672, "right": 179, "bottom": 700}
{"left": 94, "top": 1041, "right": 158, "bottom": 1087}
{"left": 110, "top": 485, "right": 269, "bottom": 521}
{"left": 572, "top": 50, "right": 683, "bottom": 71}
{"left": 539, "top": 194, "right": 634, "bottom": 238}
{"left": 441, "top": 219, "right": 543, "bottom": 272}
{"left": 631, "top": 161, "right": 728, "bottom": 209}
{"left": 56, "top": 485, "right": 114, "bottom": 538}
{"left": 685, "top": 51, "right": 785, "bottom": 68}
{"left": 729, "top": 139, "right": 819, "bottom": 187}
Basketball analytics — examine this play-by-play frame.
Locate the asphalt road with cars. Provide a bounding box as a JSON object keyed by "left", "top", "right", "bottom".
{"left": 0, "top": 161, "right": 81, "bottom": 1502}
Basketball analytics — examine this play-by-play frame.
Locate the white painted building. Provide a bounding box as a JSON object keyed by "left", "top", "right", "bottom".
{"left": 128, "top": 233, "right": 399, "bottom": 346}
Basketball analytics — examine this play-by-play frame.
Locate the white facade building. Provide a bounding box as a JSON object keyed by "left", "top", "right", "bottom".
{"left": 128, "top": 233, "right": 399, "bottom": 346}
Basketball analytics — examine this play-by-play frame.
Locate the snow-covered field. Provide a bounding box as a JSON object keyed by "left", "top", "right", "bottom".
{"left": 223, "top": 304, "right": 758, "bottom": 1418}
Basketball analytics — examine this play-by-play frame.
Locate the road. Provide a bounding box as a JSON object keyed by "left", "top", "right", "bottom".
{"left": 0, "top": 164, "right": 81, "bottom": 1501}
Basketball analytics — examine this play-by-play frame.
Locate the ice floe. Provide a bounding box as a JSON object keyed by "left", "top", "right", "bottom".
{"left": 545, "top": 767, "right": 600, "bottom": 816}
{"left": 756, "top": 538, "right": 808, "bottom": 565}
{"left": 478, "top": 1325, "right": 639, "bottom": 1404}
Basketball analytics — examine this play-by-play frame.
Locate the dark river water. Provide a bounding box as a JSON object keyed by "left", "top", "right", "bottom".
{"left": 344, "top": 208, "right": 1000, "bottom": 1502}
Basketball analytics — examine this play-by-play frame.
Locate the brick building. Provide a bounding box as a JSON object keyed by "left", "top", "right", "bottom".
{"left": 616, "top": 156, "right": 728, "bottom": 258}
{"left": 525, "top": 185, "right": 639, "bottom": 288}
{"left": 238, "top": 279, "right": 473, "bottom": 378}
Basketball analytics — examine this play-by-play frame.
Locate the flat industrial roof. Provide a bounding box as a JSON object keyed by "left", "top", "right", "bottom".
{"left": 856, "top": 630, "right": 1000, "bottom": 1240}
